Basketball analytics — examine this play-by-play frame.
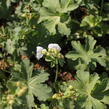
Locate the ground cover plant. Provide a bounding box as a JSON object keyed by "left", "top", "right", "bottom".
{"left": 0, "top": 0, "right": 109, "bottom": 109}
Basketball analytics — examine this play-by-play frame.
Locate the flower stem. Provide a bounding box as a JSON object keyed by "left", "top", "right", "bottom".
{"left": 55, "top": 63, "right": 58, "bottom": 82}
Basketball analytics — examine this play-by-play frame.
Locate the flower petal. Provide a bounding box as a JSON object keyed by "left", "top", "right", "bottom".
{"left": 36, "top": 46, "right": 44, "bottom": 60}
{"left": 48, "top": 43, "right": 61, "bottom": 51}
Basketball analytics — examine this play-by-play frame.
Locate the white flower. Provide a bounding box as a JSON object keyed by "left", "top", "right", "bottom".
{"left": 48, "top": 43, "right": 61, "bottom": 51}
{"left": 36, "top": 46, "right": 44, "bottom": 60}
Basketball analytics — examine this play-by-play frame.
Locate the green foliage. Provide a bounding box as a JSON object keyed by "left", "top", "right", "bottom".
{"left": 0, "top": 0, "right": 12, "bottom": 18}
{"left": 81, "top": 15, "right": 102, "bottom": 28}
{"left": 71, "top": 70, "right": 109, "bottom": 109}
{"left": 38, "top": 0, "right": 82, "bottom": 35}
{"left": 0, "top": 0, "right": 109, "bottom": 108}
{"left": 0, "top": 59, "right": 52, "bottom": 109}
{"left": 66, "top": 36, "right": 107, "bottom": 70}
{"left": 27, "top": 71, "right": 52, "bottom": 108}
{"left": 14, "top": 59, "right": 52, "bottom": 107}
{"left": 51, "top": 98, "right": 75, "bottom": 109}
{"left": 80, "top": 15, "right": 104, "bottom": 37}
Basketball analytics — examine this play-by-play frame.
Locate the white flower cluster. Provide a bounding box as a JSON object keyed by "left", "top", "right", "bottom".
{"left": 36, "top": 43, "right": 61, "bottom": 60}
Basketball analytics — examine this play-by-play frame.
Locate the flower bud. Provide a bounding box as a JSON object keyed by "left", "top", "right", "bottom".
{"left": 52, "top": 93, "right": 61, "bottom": 100}
{"left": 46, "top": 52, "right": 50, "bottom": 56}
{"left": 21, "top": 13, "right": 26, "bottom": 17}
{"left": 7, "top": 95, "right": 15, "bottom": 101}
{"left": 16, "top": 81, "right": 21, "bottom": 87}
{"left": 68, "top": 85, "right": 74, "bottom": 90}
{"left": 16, "top": 87, "right": 27, "bottom": 97}
{"left": 41, "top": 49, "right": 47, "bottom": 55}
{"left": 7, "top": 94, "right": 15, "bottom": 105}
{"left": 53, "top": 48, "right": 58, "bottom": 54}
{"left": 8, "top": 100, "right": 15, "bottom": 105}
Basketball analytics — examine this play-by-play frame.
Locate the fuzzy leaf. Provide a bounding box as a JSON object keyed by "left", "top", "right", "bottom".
{"left": 12, "top": 59, "right": 52, "bottom": 108}
{"left": 72, "top": 70, "right": 109, "bottom": 109}
{"left": 38, "top": 0, "right": 82, "bottom": 35}
{"left": 21, "top": 59, "right": 52, "bottom": 106}
{"left": 80, "top": 15, "right": 102, "bottom": 28}
{"left": 66, "top": 36, "right": 106, "bottom": 70}
{"left": 28, "top": 73, "right": 52, "bottom": 101}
